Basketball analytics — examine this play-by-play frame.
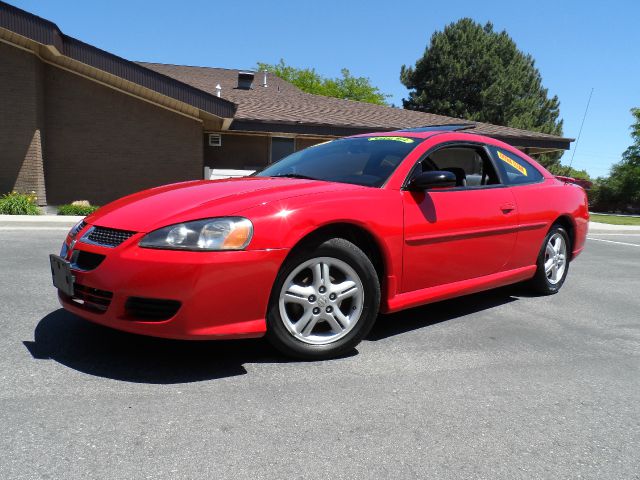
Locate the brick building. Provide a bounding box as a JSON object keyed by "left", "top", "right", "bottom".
{"left": 0, "top": 2, "right": 573, "bottom": 206}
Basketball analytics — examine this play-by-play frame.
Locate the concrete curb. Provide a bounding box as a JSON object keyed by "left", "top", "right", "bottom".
{"left": 589, "top": 221, "right": 640, "bottom": 232}
{"left": 589, "top": 222, "right": 640, "bottom": 236}
{"left": 0, "top": 214, "right": 82, "bottom": 230}
{"left": 0, "top": 215, "right": 84, "bottom": 222}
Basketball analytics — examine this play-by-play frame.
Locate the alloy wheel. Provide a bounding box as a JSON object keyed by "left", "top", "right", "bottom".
{"left": 278, "top": 256, "right": 364, "bottom": 345}
{"left": 544, "top": 233, "right": 567, "bottom": 285}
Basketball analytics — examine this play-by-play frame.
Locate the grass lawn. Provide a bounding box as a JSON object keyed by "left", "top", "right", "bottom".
{"left": 590, "top": 213, "right": 640, "bottom": 226}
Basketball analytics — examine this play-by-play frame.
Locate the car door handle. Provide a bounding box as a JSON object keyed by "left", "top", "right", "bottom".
{"left": 500, "top": 203, "right": 516, "bottom": 213}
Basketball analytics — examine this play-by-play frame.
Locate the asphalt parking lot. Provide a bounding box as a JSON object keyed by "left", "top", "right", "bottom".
{"left": 1, "top": 227, "right": 639, "bottom": 479}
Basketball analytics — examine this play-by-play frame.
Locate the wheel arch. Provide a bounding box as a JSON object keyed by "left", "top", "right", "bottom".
{"left": 285, "top": 222, "right": 389, "bottom": 287}
{"left": 551, "top": 215, "right": 576, "bottom": 259}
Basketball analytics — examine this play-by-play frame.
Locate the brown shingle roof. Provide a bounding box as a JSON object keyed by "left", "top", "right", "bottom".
{"left": 139, "top": 62, "right": 573, "bottom": 150}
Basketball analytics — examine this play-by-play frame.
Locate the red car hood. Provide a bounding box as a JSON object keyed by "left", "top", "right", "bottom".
{"left": 85, "top": 177, "right": 360, "bottom": 232}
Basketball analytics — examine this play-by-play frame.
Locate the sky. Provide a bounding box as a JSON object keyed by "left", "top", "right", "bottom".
{"left": 9, "top": 0, "right": 640, "bottom": 178}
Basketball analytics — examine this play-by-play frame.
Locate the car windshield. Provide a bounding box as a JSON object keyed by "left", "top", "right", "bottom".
{"left": 255, "top": 136, "right": 424, "bottom": 187}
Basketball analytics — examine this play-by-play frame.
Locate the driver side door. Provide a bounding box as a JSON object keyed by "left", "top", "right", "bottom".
{"left": 401, "top": 143, "right": 518, "bottom": 293}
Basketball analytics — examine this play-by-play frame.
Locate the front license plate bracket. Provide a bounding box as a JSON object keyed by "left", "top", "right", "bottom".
{"left": 50, "top": 254, "right": 75, "bottom": 296}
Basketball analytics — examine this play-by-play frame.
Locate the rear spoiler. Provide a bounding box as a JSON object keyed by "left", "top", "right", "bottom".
{"left": 554, "top": 175, "right": 592, "bottom": 190}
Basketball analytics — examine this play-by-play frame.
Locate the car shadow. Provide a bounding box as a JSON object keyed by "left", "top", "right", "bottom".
{"left": 367, "top": 284, "right": 526, "bottom": 341}
{"left": 26, "top": 284, "right": 535, "bottom": 384}
{"left": 23, "top": 309, "right": 291, "bottom": 384}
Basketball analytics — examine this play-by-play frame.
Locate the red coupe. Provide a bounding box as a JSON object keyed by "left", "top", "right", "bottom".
{"left": 50, "top": 126, "right": 589, "bottom": 359}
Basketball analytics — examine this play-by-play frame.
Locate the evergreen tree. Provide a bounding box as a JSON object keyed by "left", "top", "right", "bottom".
{"left": 401, "top": 19, "right": 563, "bottom": 167}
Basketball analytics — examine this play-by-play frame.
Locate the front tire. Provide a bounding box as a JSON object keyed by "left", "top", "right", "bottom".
{"left": 530, "top": 225, "right": 570, "bottom": 295}
{"left": 266, "top": 238, "right": 380, "bottom": 360}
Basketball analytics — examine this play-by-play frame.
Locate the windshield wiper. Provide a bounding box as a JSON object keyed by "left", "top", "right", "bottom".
{"left": 271, "top": 173, "right": 320, "bottom": 181}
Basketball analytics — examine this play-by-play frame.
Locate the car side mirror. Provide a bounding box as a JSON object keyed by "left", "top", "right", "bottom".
{"left": 407, "top": 171, "right": 457, "bottom": 191}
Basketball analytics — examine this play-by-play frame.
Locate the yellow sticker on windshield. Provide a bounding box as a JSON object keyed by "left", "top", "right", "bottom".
{"left": 497, "top": 150, "right": 528, "bottom": 176}
{"left": 367, "top": 136, "right": 415, "bottom": 144}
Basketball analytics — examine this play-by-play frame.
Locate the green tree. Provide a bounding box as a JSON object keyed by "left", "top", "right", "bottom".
{"left": 257, "top": 59, "right": 390, "bottom": 105}
{"left": 547, "top": 164, "right": 591, "bottom": 182}
{"left": 591, "top": 108, "right": 640, "bottom": 212}
{"left": 400, "top": 19, "right": 563, "bottom": 167}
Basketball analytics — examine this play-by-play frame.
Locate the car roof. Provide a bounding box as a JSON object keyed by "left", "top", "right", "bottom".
{"left": 348, "top": 126, "right": 552, "bottom": 177}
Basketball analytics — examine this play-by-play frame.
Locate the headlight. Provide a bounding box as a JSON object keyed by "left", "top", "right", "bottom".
{"left": 69, "top": 219, "right": 85, "bottom": 238}
{"left": 139, "top": 217, "right": 253, "bottom": 251}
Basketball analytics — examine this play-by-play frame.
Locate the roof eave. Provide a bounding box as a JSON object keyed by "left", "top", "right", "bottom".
{"left": 0, "top": 1, "right": 236, "bottom": 121}
{"left": 491, "top": 135, "right": 573, "bottom": 151}
{"left": 230, "top": 119, "right": 573, "bottom": 151}
{"left": 229, "top": 119, "right": 393, "bottom": 137}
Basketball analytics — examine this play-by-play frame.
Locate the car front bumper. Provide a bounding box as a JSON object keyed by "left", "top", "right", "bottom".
{"left": 58, "top": 233, "right": 288, "bottom": 340}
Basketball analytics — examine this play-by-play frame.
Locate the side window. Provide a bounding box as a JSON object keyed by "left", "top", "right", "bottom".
{"left": 490, "top": 147, "right": 543, "bottom": 185}
{"left": 418, "top": 146, "right": 501, "bottom": 187}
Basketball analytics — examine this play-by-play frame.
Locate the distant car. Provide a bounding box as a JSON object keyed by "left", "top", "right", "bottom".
{"left": 50, "top": 126, "right": 589, "bottom": 359}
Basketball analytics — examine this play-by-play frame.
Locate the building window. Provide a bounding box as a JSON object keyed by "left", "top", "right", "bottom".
{"left": 271, "top": 137, "right": 295, "bottom": 162}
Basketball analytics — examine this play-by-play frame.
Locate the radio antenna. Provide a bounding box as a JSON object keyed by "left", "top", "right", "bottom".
{"left": 567, "top": 88, "right": 594, "bottom": 174}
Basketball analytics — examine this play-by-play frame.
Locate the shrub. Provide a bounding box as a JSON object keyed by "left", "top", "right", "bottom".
{"left": 57, "top": 203, "right": 100, "bottom": 216}
{"left": 0, "top": 191, "right": 40, "bottom": 215}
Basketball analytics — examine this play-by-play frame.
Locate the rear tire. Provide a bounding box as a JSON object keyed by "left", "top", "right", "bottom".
{"left": 266, "top": 238, "right": 380, "bottom": 360}
{"left": 530, "top": 225, "right": 570, "bottom": 295}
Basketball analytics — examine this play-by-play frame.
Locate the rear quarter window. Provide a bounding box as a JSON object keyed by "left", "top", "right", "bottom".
{"left": 489, "top": 147, "right": 543, "bottom": 185}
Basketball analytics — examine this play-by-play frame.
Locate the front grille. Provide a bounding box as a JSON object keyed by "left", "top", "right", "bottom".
{"left": 73, "top": 251, "right": 106, "bottom": 271}
{"left": 125, "top": 297, "right": 181, "bottom": 321}
{"left": 65, "top": 283, "right": 114, "bottom": 313}
{"left": 84, "top": 226, "right": 136, "bottom": 247}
